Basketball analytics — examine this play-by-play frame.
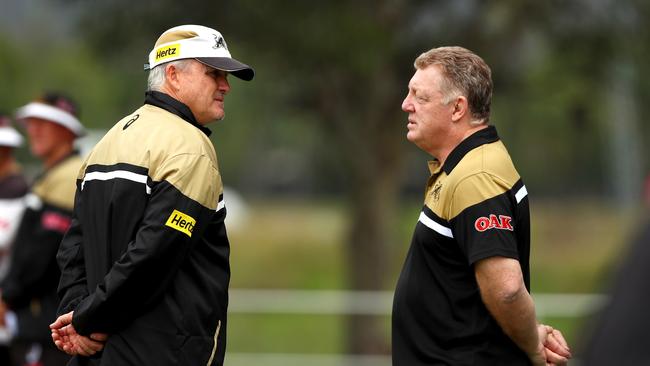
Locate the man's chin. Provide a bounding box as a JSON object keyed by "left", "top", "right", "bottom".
{"left": 212, "top": 108, "right": 225, "bottom": 121}
{"left": 30, "top": 147, "right": 46, "bottom": 158}
{"left": 406, "top": 132, "right": 417, "bottom": 143}
{"left": 200, "top": 112, "right": 225, "bottom": 125}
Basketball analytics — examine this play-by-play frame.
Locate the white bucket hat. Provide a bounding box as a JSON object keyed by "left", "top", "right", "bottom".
{"left": 15, "top": 92, "right": 86, "bottom": 137}
{"left": 0, "top": 115, "right": 23, "bottom": 148}
{"left": 145, "top": 24, "right": 254, "bottom": 81}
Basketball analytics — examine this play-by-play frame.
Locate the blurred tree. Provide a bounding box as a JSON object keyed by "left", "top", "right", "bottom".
{"left": 58, "top": 0, "right": 425, "bottom": 354}
{"left": 222, "top": 1, "right": 421, "bottom": 354}
{"left": 45, "top": 0, "right": 650, "bottom": 355}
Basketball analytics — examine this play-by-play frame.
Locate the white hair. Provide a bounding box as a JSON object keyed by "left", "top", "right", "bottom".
{"left": 147, "top": 59, "right": 193, "bottom": 91}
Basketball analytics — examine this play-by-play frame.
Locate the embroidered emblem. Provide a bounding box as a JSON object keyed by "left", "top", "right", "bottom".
{"left": 432, "top": 182, "right": 442, "bottom": 202}
{"left": 213, "top": 34, "right": 227, "bottom": 50}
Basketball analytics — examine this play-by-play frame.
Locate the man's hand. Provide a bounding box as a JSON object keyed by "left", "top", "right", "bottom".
{"left": 528, "top": 327, "right": 548, "bottom": 366}
{"left": 50, "top": 311, "right": 108, "bottom": 356}
{"left": 539, "top": 324, "right": 571, "bottom": 365}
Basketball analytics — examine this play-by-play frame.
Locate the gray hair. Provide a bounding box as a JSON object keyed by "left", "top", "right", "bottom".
{"left": 147, "top": 59, "right": 193, "bottom": 91}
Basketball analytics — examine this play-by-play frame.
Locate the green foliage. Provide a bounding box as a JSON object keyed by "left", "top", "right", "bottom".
{"left": 0, "top": 34, "right": 130, "bottom": 129}
{"left": 493, "top": 41, "right": 611, "bottom": 196}
{"left": 48, "top": 0, "right": 648, "bottom": 199}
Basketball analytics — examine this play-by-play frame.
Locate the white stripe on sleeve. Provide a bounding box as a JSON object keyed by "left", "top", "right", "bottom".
{"left": 515, "top": 185, "right": 528, "bottom": 204}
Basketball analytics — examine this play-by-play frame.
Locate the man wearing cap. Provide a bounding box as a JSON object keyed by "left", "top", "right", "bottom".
{"left": 0, "top": 114, "right": 29, "bottom": 365}
{"left": 1, "top": 93, "right": 85, "bottom": 366}
{"left": 51, "top": 25, "right": 254, "bottom": 365}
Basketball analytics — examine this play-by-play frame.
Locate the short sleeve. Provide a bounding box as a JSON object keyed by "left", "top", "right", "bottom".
{"left": 449, "top": 173, "right": 519, "bottom": 265}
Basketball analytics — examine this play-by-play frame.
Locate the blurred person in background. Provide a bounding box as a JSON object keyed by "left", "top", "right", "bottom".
{"left": 0, "top": 114, "right": 29, "bottom": 365}
{"left": 579, "top": 173, "right": 650, "bottom": 365}
{"left": 0, "top": 93, "right": 85, "bottom": 366}
{"left": 50, "top": 24, "right": 254, "bottom": 366}
{"left": 392, "top": 46, "right": 571, "bottom": 366}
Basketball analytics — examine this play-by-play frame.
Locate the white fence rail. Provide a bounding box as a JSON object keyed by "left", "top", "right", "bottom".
{"left": 230, "top": 289, "right": 606, "bottom": 317}
{"left": 226, "top": 289, "right": 605, "bottom": 366}
{"left": 227, "top": 352, "right": 391, "bottom": 366}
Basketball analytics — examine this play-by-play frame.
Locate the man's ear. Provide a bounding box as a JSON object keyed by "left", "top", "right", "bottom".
{"left": 451, "top": 95, "right": 469, "bottom": 122}
{"left": 165, "top": 64, "right": 181, "bottom": 91}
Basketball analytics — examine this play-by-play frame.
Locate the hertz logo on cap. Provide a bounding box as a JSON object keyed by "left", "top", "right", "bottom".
{"left": 155, "top": 43, "right": 180, "bottom": 62}
{"left": 165, "top": 209, "right": 195, "bottom": 237}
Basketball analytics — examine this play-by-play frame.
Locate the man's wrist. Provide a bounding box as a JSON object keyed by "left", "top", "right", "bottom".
{"left": 527, "top": 342, "right": 546, "bottom": 364}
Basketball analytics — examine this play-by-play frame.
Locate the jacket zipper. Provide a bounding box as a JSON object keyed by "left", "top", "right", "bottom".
{"left": 206, "top": 320, "right": 221, "bottom": 366}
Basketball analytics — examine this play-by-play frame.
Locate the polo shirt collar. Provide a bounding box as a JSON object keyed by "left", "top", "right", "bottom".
{"left": 428, "top": 160, "right": 442, "bottom": 175}
{"left": 144, "top": 91, "right": 212, "bottom": 137}
{"left": 441, "top": 125, "right": 500, "bottom": 174}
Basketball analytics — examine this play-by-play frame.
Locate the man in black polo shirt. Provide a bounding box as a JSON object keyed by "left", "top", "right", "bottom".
{"left": 392, "top": 46, "right": 571, "bottom": 365}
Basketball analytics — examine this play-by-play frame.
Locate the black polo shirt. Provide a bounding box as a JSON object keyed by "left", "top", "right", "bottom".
{"left": 392, "top": 126, "right": 531, "bottom": 365}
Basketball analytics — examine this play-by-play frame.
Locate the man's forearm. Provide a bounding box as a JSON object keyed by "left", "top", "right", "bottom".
{"left": 475, "top": 256, "right": 543, "bottom": 361}
{"left": 483, "top": 284, "right": 540, "bottom": 358}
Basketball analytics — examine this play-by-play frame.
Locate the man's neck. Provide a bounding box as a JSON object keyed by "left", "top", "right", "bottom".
{"left": 433, "top": 123, "right": 488, "bottom": 166}
{"left": 44, "top": 144, "right": 74, "bottom": 169}
{"left": 0, "top": 157, "right": 18, "bottom": 179}
{"left": 158, "top": 85, "right": 183, "bottom": 106}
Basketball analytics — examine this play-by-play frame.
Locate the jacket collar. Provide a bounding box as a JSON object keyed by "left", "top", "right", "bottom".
{"left": 442, "top": 125, "right": 500, "bottom": 174}
{"left": 144, "top": 91, "right": 212, "bottom": 137}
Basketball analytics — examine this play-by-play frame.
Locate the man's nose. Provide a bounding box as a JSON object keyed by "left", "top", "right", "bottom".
{"left": 218, "top": 77, "right": 231, "bottom": 94}
{"left": 401, "top": 96, "right": 413, "bottom": 112}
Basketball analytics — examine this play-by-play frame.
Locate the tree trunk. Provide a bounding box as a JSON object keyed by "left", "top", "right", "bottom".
{"left": 345, "top": 154, "right": 399, "bottom": 354}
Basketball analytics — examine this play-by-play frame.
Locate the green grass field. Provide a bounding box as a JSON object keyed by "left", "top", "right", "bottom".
{"left": 226, "top": 197, "right": 641, "bottom": 358}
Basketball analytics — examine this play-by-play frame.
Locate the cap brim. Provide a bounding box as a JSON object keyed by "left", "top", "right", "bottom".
{"left": 15, "top": 102, "right": 86, "bottom": 137}
{"left": 196, "top": 57, "right": 255, "bottom": 81}
{"left": 0, "top": 127, "right": 23, "bottom": 147}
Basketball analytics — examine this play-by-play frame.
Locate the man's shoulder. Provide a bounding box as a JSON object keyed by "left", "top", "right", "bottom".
{"left": 130, "top": 104, "right": 214, "bottom": 155}
{"left": 89, "top": 105, "right": 217, "bottom": 170}
{"left": 39, "top": 155, "right": 83, "bottom": 188}
{"left": 32, "top": 155, "right": 82, "bottom": 211}
{"left": 443, "top": 141, "right": 521, "bottom": 219}
{"left": 448, "top": 140, "right": 519, "bottom": 189}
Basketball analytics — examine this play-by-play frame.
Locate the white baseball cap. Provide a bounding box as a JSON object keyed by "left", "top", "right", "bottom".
{"left": 0, "top": 115, "right": 23, "bottom": 148}
{"left": 146, "top": 24, "right": 254, "bottom": 81}
{"left": 15, "top": 92, "right": 86, "bottom": 137}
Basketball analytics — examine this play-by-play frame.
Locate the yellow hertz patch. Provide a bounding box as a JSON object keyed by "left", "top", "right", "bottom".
{"left": 165, "top": 209, "right": 195, "bottom": 237}
{"left": 155, "top": 43, "right": 180, "bottom": 62}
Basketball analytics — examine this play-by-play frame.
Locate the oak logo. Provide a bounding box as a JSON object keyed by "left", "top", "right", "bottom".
{"left": 474, "top": 214, "right": 513, "bottom": 232}
{"left": 155, "top": 43, "right": 180, "bottom": 62}
{"left": 165, "top": 209, "right": 195, "bottom": 237}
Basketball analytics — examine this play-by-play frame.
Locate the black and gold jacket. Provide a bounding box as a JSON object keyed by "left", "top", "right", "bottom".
{"left": 2, "top": 153, "right": 80, "bottom": 342}
{"left": 57, "top": 91, "right": 230, "bottom": 366}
